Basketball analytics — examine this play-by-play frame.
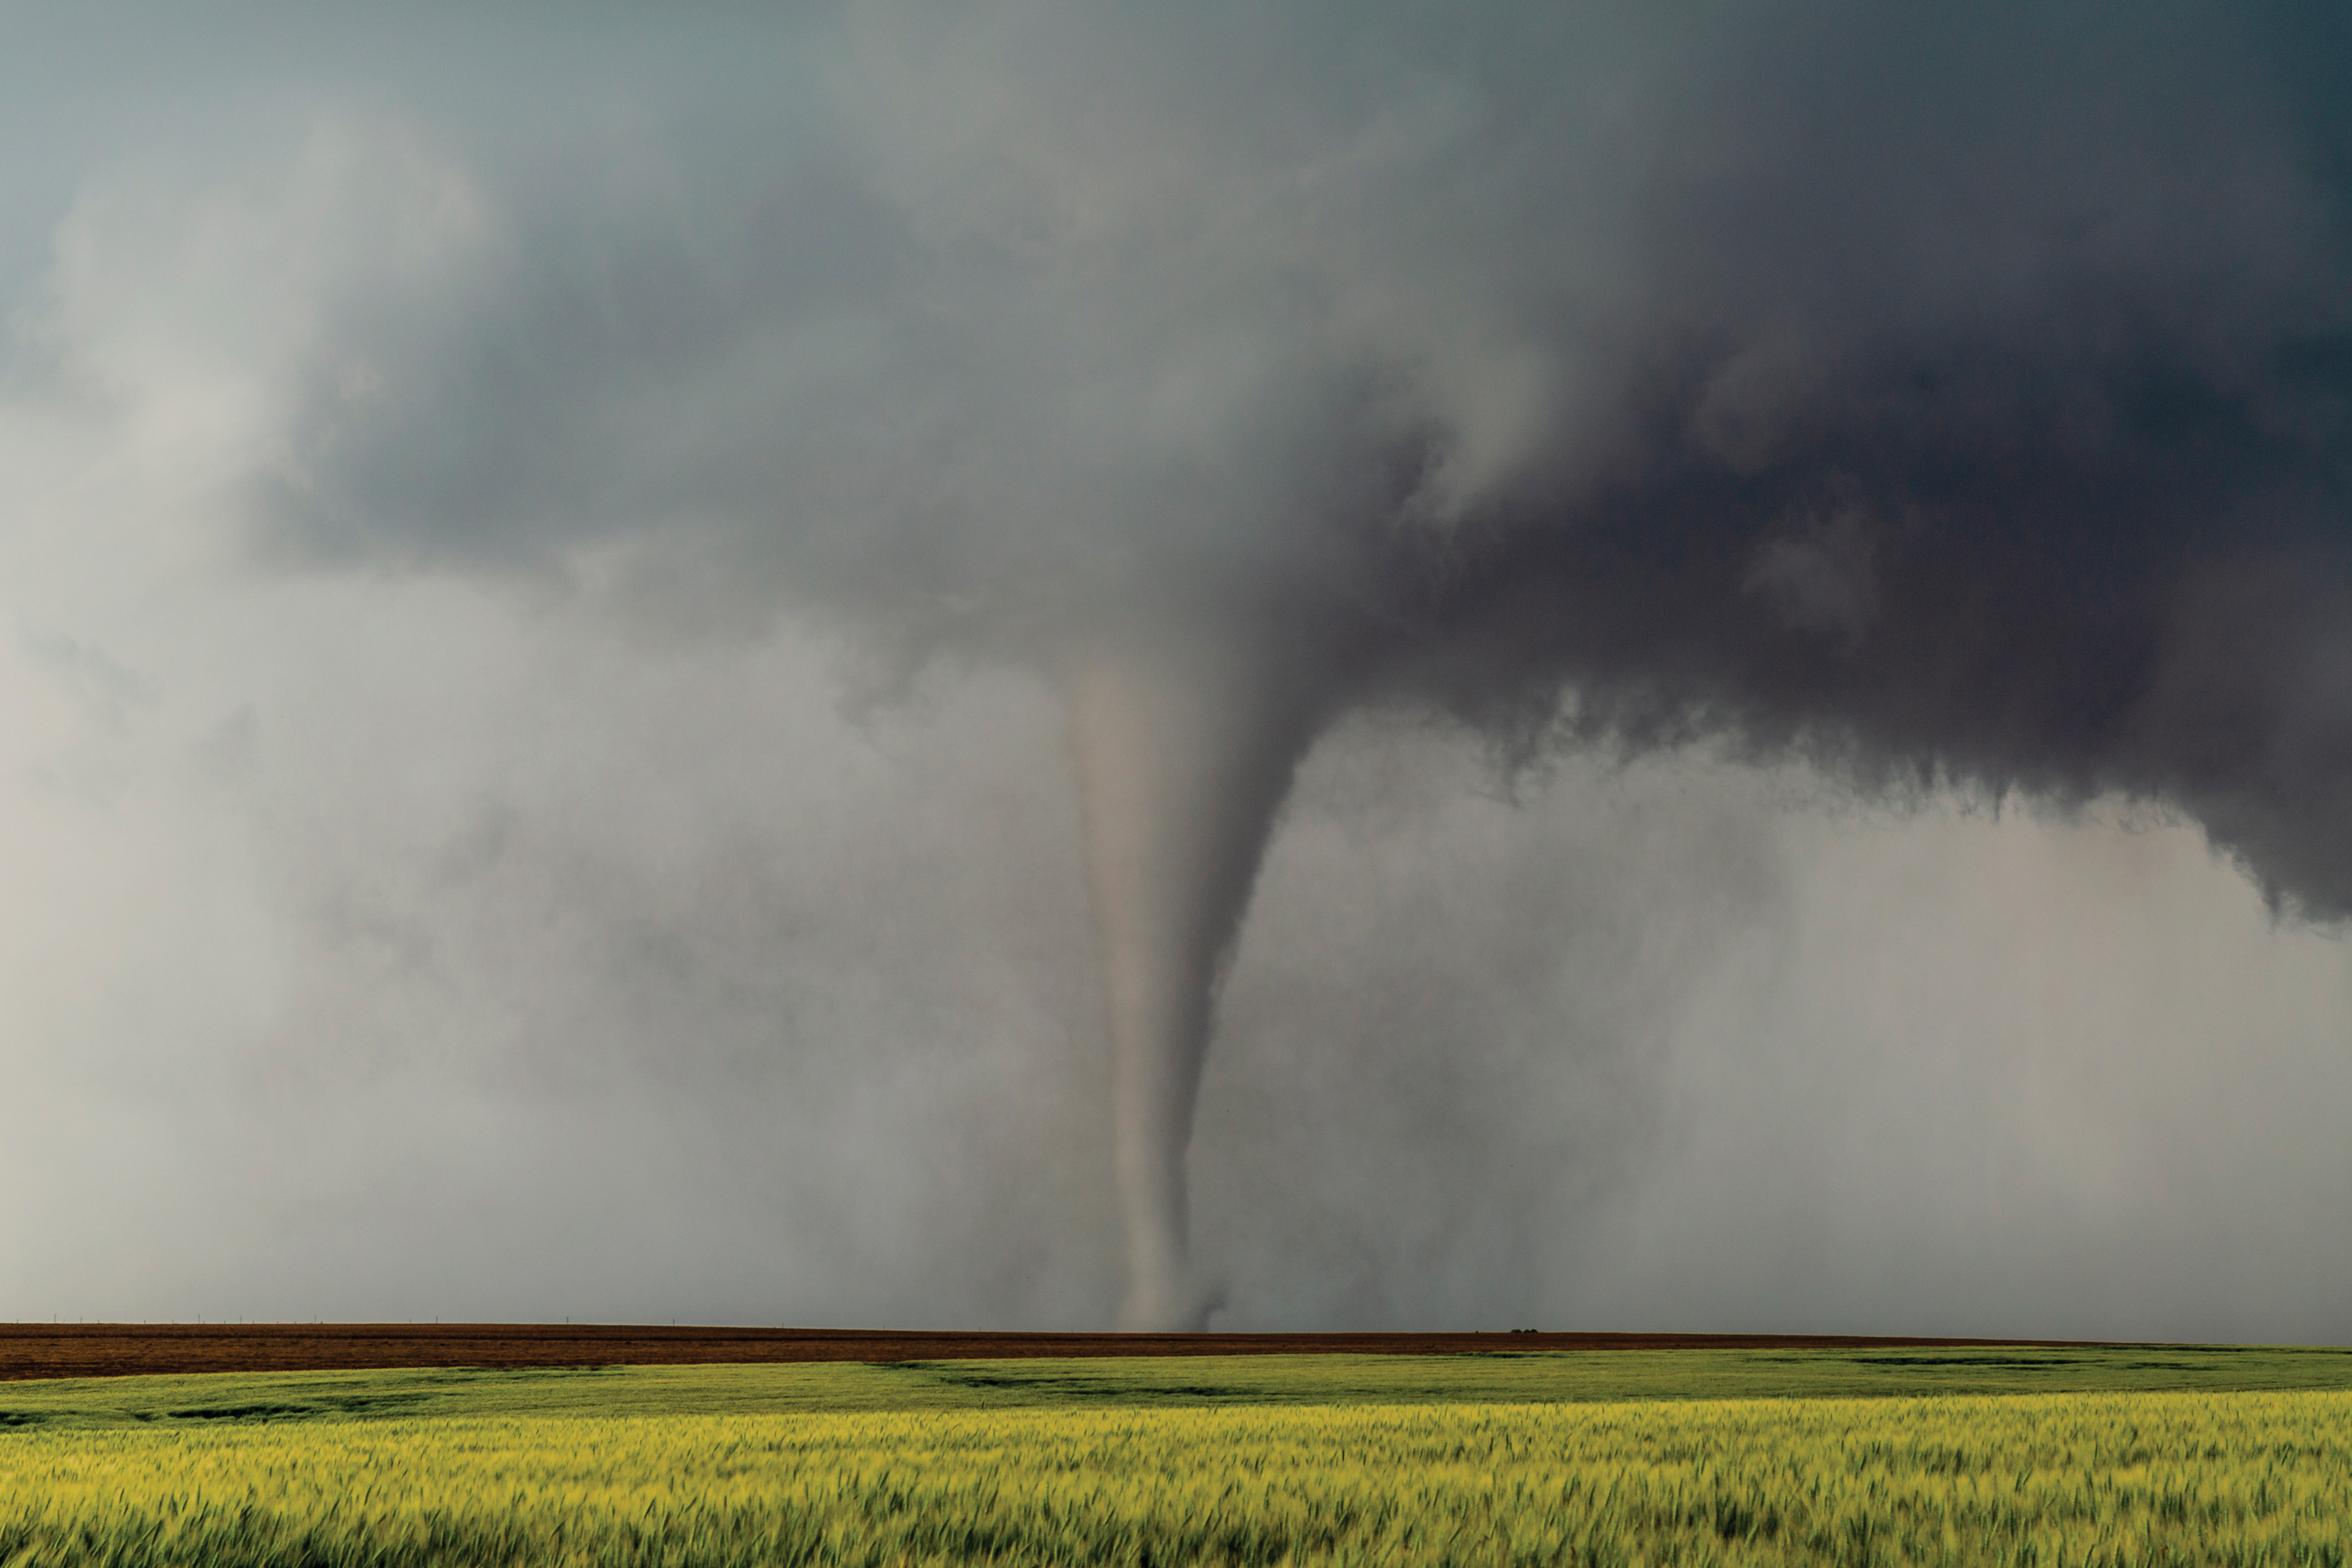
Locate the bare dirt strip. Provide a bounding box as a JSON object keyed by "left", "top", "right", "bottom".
{"left": 0, "top": 1325, "right": 2092, "bottom": 1382}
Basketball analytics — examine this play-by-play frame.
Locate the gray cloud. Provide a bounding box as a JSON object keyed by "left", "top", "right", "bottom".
{"left": 125, "top": 0, "right": 2346, "bottom": 908}
{"left": 5, "top": 1, "right": 2352, "bottom": 1333}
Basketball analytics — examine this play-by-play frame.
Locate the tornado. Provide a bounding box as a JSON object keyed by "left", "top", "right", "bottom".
{"left": 1062, "top": 617, "right": 1337, "bottom": 1330}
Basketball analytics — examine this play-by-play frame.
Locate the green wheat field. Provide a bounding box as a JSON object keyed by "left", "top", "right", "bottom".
{"left": 5, "top": 1344, "right": 2352, "bottom": 1565}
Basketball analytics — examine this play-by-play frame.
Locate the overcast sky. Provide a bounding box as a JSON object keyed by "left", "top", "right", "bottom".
{"left": 5, "top": 1, "right": 2352, "bottom": 1339}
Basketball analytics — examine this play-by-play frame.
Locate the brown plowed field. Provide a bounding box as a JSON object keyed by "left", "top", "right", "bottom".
{"left": 0, "top": 1325, "right": 2088, "bottom": 1383}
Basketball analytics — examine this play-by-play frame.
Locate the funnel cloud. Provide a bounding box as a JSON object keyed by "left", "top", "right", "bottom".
{"left": 1064, "top": 614, "right": 1353, "bottom": 1327}
{"left": 5, "top": 1, "right": 2352, "bottom": 1330}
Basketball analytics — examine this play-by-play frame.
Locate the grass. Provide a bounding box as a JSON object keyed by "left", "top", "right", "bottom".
{"left": 6, "top": 1391, "right": 2352, "bottom": 1565}
{"left": 6, "top": 1341, "right": 2352, "bottom": 1429}
{"left": 5, "top": 1346, "right": 2352, "bottom": 1564}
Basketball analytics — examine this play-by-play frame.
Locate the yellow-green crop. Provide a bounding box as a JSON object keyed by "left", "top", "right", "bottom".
{"left": 6, "top": 1388, "right": 2352, "bottom": 1566}
{"left": 9, "top": 1341, "right": 2352, "bottom": 1429}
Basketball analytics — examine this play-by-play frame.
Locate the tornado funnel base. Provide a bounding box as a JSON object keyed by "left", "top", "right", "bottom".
{"left": 1117, "top": 1270, "right": 1224, "bottom": 1333}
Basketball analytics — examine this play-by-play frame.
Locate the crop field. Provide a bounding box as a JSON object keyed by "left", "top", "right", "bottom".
{"left": 4, "top": 1345, "right": 2351, "bottom": 1565}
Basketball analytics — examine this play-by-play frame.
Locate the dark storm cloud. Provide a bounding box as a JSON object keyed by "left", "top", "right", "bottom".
{"left": 209, "top": 0, "right": 2352, "bottom": 914}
